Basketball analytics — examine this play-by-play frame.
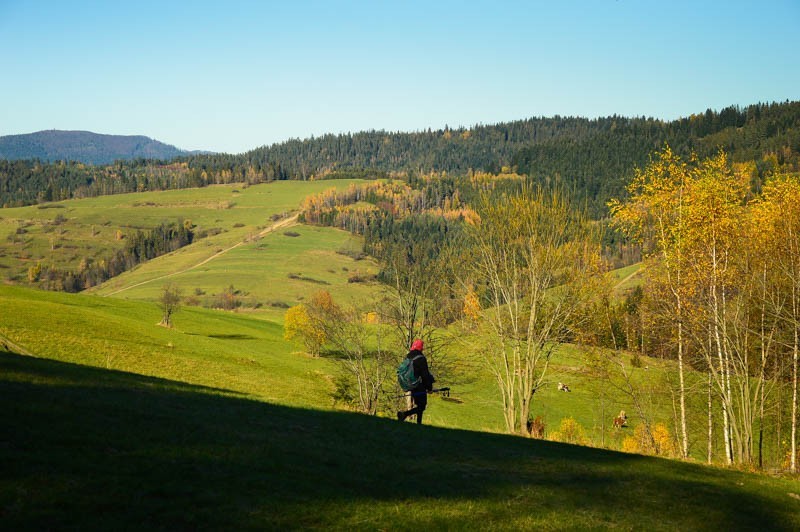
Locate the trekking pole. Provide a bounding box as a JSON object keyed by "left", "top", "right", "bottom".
{"left": 395, "top": 387, "right": 451, "bottom": 399}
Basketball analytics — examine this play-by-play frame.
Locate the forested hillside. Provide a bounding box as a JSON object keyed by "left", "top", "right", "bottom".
{"left": 0, "top": 130, "right": 188, "bottom": 166}
{"left": 2, "top": 101, "right": 799, "bottom": 216}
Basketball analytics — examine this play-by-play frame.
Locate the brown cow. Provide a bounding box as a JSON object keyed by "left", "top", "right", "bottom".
{"left": 613, "top": 410, "right": 628, "bottom": 428}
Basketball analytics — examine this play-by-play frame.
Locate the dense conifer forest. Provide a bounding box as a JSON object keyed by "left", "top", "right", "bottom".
{"left": 3, "top": 101, "right": 799, "bottom": 217}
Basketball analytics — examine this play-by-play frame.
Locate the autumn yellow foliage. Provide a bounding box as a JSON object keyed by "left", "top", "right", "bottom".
{"left": 622, "top": 423, "right": 678, "bottom": 457}
{"left": 284, "top": 304, "right": 326, "bottom": 356}
{"left": 462, "top": 287, "right": 481, "bottom": 324}
{"left": 549, "top": 417, "right": 590, "bottom": 446}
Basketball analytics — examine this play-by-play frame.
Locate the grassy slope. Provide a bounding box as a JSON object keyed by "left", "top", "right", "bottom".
{"left": 2, "top": 350, "right": 798, "bottom": 530}
{"left": 93, "top": 222, "right": 379, "bottom": 316}
{"left": 0, "top": 283, "right": 767, "bottom": 460}
{"left": 1, "top": 185, "right": 797, "bottom": 526}
{"left": 0, "top": 285, "right": 337, "bottom": 408}
{"left": 0, "top": 180, "right": 366, "bottom": 284}
{"left": 0, "top": 284, "right": 505, "bottom": 432}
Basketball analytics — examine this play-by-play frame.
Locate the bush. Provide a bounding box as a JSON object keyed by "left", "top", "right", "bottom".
{"left": 195, "top": 227, "right": 225, "bottom": 239}
{"left": 549, "top": 417, "right": 589, "bottom": 445}
{"left": 347, "top": 272, "right": 376, "bottom": 283}
{"left": 331, "top": 371, "right": 358, "bottom": 409}
{"left": 782, "top": 449, "right": 800, "bottom": 470}
{"left": 622, "top": 423, "right": 677, "bottom": 457}
{"left": 183, "top": 295, "right": 201, "bottom": 306}
{"left": 336, "top": 248, "right": 366, "bottom": 261}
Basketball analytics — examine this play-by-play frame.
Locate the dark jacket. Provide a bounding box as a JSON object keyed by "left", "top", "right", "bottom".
{"left": 407, "top": 349, "right": 434, "bottom": 392}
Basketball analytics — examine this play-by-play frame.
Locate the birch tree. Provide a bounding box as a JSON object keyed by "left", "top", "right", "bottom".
{"left": 752, "top": 176, "right": 800, "bottom": 472}
{"left": 471, "top": 186, "right": 602, "bottom": 434}
{"left": 609, "top": 146, "right": 692, "bottom": 458}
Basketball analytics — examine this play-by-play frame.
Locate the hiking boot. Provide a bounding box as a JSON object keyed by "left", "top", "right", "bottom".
{"left": 396, "top": 411, "right": 406, "bottom": 421}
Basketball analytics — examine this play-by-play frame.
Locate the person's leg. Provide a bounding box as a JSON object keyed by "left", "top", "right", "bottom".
{"left": 413, "top": 391, "right": 427, "bottom": 424}
{"left": 397, "top": 391, "right": 427, "bottom": 422}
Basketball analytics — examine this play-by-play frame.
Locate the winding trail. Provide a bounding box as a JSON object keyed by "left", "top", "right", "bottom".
{"left": 612, "top": 265, "right": 642, "bottom": 291}
{"left": 105, "top": 213, "right": 300, "bottom": 296}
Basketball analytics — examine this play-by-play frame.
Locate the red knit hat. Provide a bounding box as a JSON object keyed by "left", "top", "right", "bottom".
{"left": 410, "top": 339, "right": 424, "bottom": 351}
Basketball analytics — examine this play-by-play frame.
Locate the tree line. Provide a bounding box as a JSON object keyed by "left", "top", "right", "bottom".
{"left": 295, "top": 147, "right": 800, "bottom": 471}
{"left": 609, "top": 147, "right": 800, "bottom": 470}
{"left": 3, "top": 101, "right": 799, "bottom": 216}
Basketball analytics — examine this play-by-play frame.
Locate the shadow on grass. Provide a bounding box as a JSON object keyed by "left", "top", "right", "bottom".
{"left": 1, "top": 350, "right": 796, "bottom": 530}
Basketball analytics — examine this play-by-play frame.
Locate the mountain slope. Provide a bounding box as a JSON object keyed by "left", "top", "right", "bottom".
{"left": 0, "top": 130, "right": 187, "bottom": 164}
{"left": 2, "top": 101, "right": 799, "bottom": 210}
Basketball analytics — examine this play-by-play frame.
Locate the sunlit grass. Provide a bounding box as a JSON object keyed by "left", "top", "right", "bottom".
{"left": 0, "top": 180, "right": 365, "bottom": 283}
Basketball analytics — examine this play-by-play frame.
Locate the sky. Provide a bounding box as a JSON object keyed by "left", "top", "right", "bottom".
{"left": 1, "top": 0, "right": 798, "bottom": 154}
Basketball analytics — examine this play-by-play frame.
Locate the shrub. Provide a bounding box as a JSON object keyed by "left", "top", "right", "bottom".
{"left": 195, "top": 227, "right": 225, "bottom": 239}
{"left": 214, "top": 285, "right": 240, "bottom": 311}
{"left": 622, "top": 423, "right": 677, "bottom": 457}
{"left": 549, "top": 417, "right": 589, "bottom": 445}
{"left": 336, "top": 248, "right": 366, "bottom": 260}
{"left": 782, "top": 449, "right": 800, "bottom": 470}
{"left": 347, "top": 272, "right": 375, "bottom": 283}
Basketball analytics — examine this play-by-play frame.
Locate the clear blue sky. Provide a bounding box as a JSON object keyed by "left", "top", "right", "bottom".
{"left": 1, "top": 0, "right": 798, "bottom": 154}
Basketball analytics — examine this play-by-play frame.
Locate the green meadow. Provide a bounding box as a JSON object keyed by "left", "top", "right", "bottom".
{"left": 0, "top": 180, "right": 366, "bottom": 285}
{"left": 1, "top": 183, "right": 798, "bottom": 529}
{"left": 0, "top": 283, "right": 760, "bottom": 456}
{"left": 3, "top": 348, "right": 799, "bottom": 530}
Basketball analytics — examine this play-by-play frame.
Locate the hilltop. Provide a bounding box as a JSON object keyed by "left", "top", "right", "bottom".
{"left": 2, "top": 101, "right": 799, "bottom": 215}
{"left": 0, "top": 130, "right": 195, "bottom": 165}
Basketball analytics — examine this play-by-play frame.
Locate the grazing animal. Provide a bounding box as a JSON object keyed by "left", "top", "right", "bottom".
{"left": 526, "top": 415, "right": 545, "bottom": 438}
{"left": 613, "top": 410, "right": 628, "bottom": 428}
{"left": 557, "top": 382, "right": 571, "bottom": 392}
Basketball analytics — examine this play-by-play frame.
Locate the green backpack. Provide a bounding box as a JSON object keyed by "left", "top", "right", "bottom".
{"left": 397, "top": 355, "right": 423, "bottom": 391}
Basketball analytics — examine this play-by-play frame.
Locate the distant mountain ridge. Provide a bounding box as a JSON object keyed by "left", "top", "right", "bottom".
{"left": 0, "top": 130, "right": 191, "bottom": 165}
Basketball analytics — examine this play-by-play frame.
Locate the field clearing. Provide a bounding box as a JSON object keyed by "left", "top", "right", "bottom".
{"left": 610, "top": 261, "right": 642, "bottom": 295}
{"left": 0, "top": 183, "right": 787, "bottom": 464}
{"left": 0, "top": 180, "right": 365, "bottom": 283}
{"left": 93, "top": 221, "right": 381, "bottom": 314}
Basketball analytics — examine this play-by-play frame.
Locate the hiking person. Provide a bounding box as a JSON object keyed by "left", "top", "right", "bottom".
{"left": 397, "top": 338, "right": 434, "bottom": 424}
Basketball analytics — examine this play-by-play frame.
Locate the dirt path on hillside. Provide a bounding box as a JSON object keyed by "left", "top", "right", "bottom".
{"left": 613, "top": 266, "right": 641, "bottom": 291}
{"left": 105, "top": 213, "right": 300, "bottom": 296}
